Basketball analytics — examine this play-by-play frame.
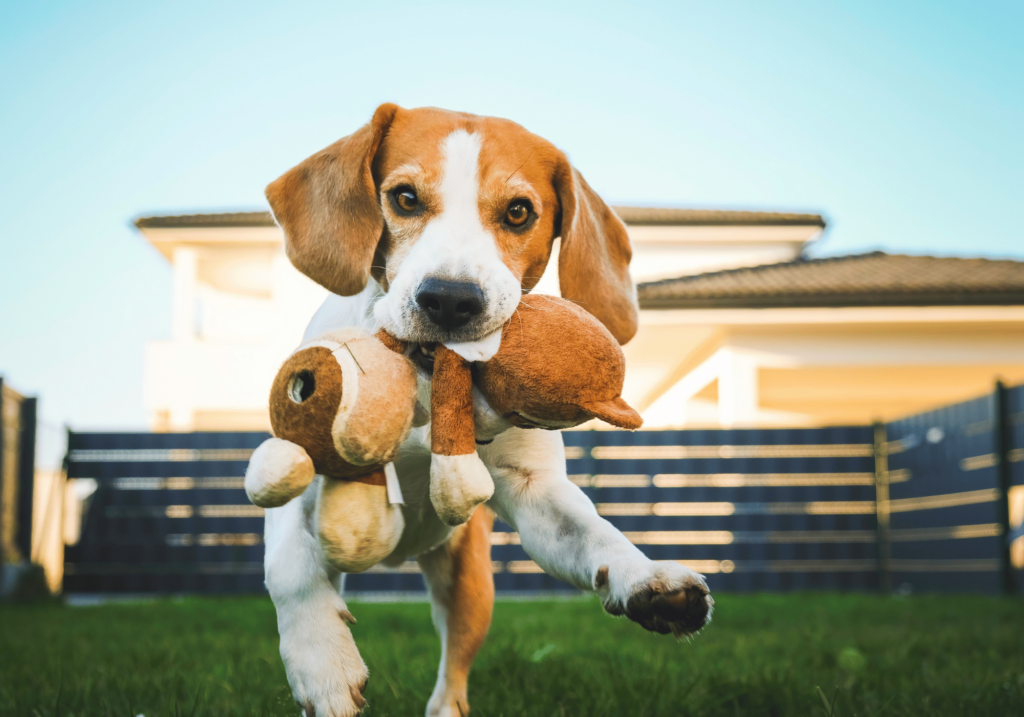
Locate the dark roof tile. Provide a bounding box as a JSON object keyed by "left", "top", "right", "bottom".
{"left": 638, "top": 252, "right": 1024, "bottom": 308}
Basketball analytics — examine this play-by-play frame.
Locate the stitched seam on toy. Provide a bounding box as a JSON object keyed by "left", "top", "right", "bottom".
{"left": 298, "top": 339, "right": 342, "bottom": 353}
{"left": 330, "top": 343, "right": 361, "bottom": 459}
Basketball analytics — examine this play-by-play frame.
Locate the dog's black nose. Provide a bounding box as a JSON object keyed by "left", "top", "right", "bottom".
{"left": 415, "top": 279, "right": 485, "bottom": 331}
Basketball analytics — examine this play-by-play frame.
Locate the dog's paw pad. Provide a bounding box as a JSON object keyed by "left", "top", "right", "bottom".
{"left": 625, "top": 581, "right": 712, "bottom": 636}
{"left": 349, "top": 679, "right": 368, "bottom": 710}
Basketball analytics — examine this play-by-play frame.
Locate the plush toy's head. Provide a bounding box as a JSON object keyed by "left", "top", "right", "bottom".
{"left": 475, "top": 295, "right": 643, "bottom": 430}
{"left": 269, "top": 328, "right": 419, "bottom": 477}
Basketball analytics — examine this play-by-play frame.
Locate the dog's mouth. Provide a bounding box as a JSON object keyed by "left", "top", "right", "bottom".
{"left": 411, "top": 343, "right": 436, "bottom": 375}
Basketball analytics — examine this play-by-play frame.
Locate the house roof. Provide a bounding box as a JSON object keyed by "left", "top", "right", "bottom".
{"left": 612, "top": 206, "right": 825, "bottom": 227}
{"left": 638, "top": 252, "right": 1024, "bottom": 309}
{"left": 134, "top": 207, "right": 826, "bottom": 229}
{"left": 135, "top": 211, "right": 276, "bottom": 229}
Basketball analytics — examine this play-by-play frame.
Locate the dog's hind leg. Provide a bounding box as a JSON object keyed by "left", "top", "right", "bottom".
{"left": 418, "top": 506, "right": 495, "bottom": 717}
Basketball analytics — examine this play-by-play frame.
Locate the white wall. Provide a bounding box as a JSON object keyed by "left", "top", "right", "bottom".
{"left": 142, "top": 218, "right": 819, "bottom": 430}
{"left": 146, "top": 243, "right": 327, "bottom": 430}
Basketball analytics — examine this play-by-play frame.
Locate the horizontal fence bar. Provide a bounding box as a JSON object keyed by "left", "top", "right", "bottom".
{"left": 561, "top": 471, "right": 909, "bottom": 488}
{"left": 110, "top": 477, "right": 246, "bottom": 489}
{"left": 69, "top": 448, "right": 256, "bottom": 462}
{"left": 489, "top": 523, "right": 1001, "bottom": 546}
{"left": 103, "top": 505, "right": 265, "bottom": 518}
{"left": 889, "top": 489, "right": 999, "bottom": 513}
{"left": 588, "top": 444, "right": 874, "bottom": 460}
{"left": 596, "top": 501, "right": 876, "bottom": 516}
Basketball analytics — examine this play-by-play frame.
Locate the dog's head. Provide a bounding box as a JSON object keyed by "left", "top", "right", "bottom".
{"left": 266, "top": 104, "right": 638, "bottom": 348}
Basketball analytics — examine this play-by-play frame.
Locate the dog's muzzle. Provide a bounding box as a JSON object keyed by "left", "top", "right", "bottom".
{"left": 415, "top": 278, "right": 485, "bottom": 332}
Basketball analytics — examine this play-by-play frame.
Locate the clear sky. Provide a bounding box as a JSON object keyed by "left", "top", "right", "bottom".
{"left": 1, "top": 0, "right": 1021, "bottom": 438}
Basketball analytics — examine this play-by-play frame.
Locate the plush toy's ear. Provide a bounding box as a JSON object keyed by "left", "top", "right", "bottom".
{"left": 553, "top": 159, "right": 639, "bottom": 345}
{"left": 583, "top": 397, "right": 643, "bottom": 430}
{"left": 266, "top": 103, "right": 400, "bottom": 296}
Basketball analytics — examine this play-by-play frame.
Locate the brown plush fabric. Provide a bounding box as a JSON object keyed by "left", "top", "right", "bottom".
{"left": 375, "top": 328, "right": 408, "bottom": 355}
{"left": 475, "top": 295, "right": 643, "bottom": 430}
{"left": 344, "top": 468, "right": 387, "bottom": 487}
{"left": 334, "top": 330, "right": 419, "bottom": 465}
{"left": 268, "top": 336, "right": 415, "bottom": 479}
{"left": 431, "top": 345, "right": 477, "bottom": 456}
{"left": 269, "top": 346, "right": 363, "bottom": 476}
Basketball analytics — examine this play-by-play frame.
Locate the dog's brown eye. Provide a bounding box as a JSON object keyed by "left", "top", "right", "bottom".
{"left": 505, "top": 200, "right": 531, "bottom": 227}
{"left": 394, "top": 187, "right": 418, "bottom": 213}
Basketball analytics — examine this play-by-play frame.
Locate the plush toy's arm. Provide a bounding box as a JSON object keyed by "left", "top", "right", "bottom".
{"left": 375, "top": 328, "right": 408, "bottom": 355}
{"left": 431, "top": 345, "right": 476, "bottom": 456}
{"left": 245, "top": 437, "right": 317, "bottom": 508}
{"left": 429, "top": 345, "right": 495, "bottom": 526}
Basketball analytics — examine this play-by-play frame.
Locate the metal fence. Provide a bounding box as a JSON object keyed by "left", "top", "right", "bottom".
{"left": 882, "top": 382, "right": 1024, "bottom": 594}
{"left": 1, "top": 378, "right": 37, "bottom": 568}
{"left": 64, "top": 383, "right": 1024, "bottom": 595}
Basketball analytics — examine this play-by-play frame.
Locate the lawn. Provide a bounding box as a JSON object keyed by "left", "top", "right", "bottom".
{"left": 1, "top": 593, "right": 1022, "bottom": 716}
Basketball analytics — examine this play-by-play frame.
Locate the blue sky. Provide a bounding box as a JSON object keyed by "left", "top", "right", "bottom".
{"left": 1, "top": 0, "right": 1021, "bottom": 435}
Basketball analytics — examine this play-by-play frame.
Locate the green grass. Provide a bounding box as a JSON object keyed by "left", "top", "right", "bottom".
{"left": 1, "top": 593, "right": 1022, "bottom": 716}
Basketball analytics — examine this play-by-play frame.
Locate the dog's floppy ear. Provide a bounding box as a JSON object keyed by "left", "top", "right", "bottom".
{"left": 266, "top": 103, "right": 399, "bottom": 296}
{"left": 554, "top": 159, "right": 639, "bottom": 345}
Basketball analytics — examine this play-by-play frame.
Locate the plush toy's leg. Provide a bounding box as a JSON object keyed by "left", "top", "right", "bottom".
{"left": 317, "top": 471, "right": 405, "bottom": 573}
{"left": 430, "top": 345, "right": 494, "bottom": 526}
{"left": 245, "top": 437, "right": 316, "bottom": 508}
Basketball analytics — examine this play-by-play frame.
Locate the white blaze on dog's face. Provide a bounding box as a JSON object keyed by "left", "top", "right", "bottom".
{"left": 266, "top": 104, "right": 640, "bottom": 349}
{"left": 373, "top": 130, "right": 525, "bottom": 345}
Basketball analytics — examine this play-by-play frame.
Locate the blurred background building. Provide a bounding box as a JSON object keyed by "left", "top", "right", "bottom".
{"left": 136, "top": 208, "right": 1024, "bottom": 432}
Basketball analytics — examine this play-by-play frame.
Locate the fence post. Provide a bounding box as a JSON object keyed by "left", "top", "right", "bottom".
{"left": 0, "top": 377, "right": 5, "bottom": 562}
{"left": 872, "top": 420, "right": 891, "bottom": 593}
{"left": 994, "top": 380, "right": 1013, "bottom": 595}
{"left": 15, "top": 397, "right": 36, "bottom": 562}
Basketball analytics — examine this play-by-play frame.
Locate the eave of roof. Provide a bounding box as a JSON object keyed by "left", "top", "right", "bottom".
{"left": 135, "top": 211, "right": 276, "bottom": 229}
{"left": 639, "top": 292, "right": 1024, "bottom": 310}
{"left": 612, "top": 206, "right": 826, "bottom": 227}
{"left": 134, "top": 207, "right": 827, "bottom": 230}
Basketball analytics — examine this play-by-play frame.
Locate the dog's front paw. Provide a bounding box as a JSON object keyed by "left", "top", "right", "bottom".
{"left": 426, "top": 691, "right": 470, "bottom": 717}
{"left": 597, "top": 560, "right": 713, "bottom": 637}
{"left": 278, "top": 593, "right": 369, "bottom": 717}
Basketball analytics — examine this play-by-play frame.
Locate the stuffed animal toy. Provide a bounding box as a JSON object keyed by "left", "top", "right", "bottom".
{"left": 383, "top": 294, "right": 643, "bottom": 525}
{"left": 244, "top": 328, "right": 420, "bottom": 573}
{"left": 244, "top": 294, "right": 642, "bottom": 572}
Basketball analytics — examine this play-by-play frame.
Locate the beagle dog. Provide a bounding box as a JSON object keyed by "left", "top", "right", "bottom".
{"left": 262, "top": 104, "right": 713, "bottom": 717}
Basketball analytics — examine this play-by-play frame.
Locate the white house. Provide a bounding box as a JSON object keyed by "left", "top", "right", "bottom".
{"left": 630, "top": 252, "right": 1024, "bottom": 427}
{"left": 136, "top": 209, "right": 1024, "bottom": 431}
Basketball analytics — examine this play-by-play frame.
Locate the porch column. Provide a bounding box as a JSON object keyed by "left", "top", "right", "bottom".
{"left": 172, "top": 246, "right": 198, "bottom": 341}
{"left": 718, "top": 348, "right": 759, "bottom": 427}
